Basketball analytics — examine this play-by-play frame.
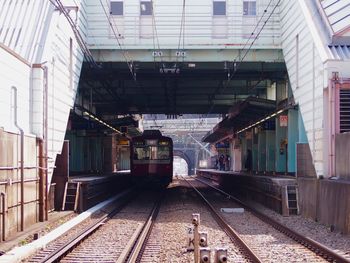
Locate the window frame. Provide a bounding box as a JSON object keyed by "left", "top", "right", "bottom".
{"left": 140, "top": 1, "right": 152, "bottom": 16}
{"left": 213, "top": 1, "right": 226, "bottom": 16}
{"left": 243, "top": 1, "right": 257, "bottom": 16}
{"left": 110, "top": 1, "right": 123, "bottom": 16}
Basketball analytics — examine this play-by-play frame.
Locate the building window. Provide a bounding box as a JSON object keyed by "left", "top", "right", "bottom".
{"left": 110, "top": 1, "right": 123, "bottom": 16}
{"left": 243, "top": 1, "right": 256, "bottom": 16}
{"left": 213, "top": 1, "right": 226, "bottom": 16}
{"left": 140, "top": 1, "right": 152, "bottom": 16}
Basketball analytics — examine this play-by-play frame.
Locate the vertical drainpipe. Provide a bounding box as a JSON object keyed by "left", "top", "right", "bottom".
{"left": 329, "top": 74, "right": 337, "bottom": 177}
{"left": 43, "top": 66, "right": 49, "bottom": 221}
{"left": 12, "top": 87, "right": 25, "bottom": 231}
{"left": 32, "top": 64, "right": 48, "bottom": 221}
{"left": 0, "top": 192, "right": 6, "bottom": 241}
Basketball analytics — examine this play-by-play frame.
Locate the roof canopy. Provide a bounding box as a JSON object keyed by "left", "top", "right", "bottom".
{"left": 202, "top": 97, "right": 276, "bottom": 143}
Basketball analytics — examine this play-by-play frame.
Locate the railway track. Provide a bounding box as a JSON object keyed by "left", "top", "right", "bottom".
{"left": 194, "top": 176, "right": 350, "bottom": 263}
{"left": 27, "top": 189, "right": 136, "bottom": 263}
{"left": 182, "top": 176, "right": 263, "bottom": 263}
{"left": 27, "top": 189, "right": 164, "bottom": 263}
{"left": 121, "top": 191, "right": 164, "bottom": 263}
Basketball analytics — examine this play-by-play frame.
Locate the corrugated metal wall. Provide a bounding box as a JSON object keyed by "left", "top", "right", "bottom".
{"left": 320, "top": 0, "right": 350, "bottom": 34}
{"left": 0, "top": 0, "right": 51, "bottom": 61}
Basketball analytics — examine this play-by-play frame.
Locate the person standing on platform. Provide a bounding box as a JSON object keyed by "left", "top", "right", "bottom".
{"left": 225, "top": 154, "right": 230, "bottom": 171}
{"left": 219, "top": 154, "right": 225, "bottom": 171}
{"left": 245, "top": 149, "right": 252, "bottom": 173}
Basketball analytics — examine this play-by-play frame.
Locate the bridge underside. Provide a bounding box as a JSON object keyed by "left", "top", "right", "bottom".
{"left": 79, "top": 60, "right": 287, "bottom": 115}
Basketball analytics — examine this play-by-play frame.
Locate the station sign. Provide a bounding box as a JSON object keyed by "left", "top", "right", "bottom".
{"left": 279, "top": 115, "right": 288, "bottom": 127}
{"left": 118, "top": 139, "right": 129, "bottom": 145}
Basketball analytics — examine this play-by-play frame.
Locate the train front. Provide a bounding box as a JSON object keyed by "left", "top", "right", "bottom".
{"left": 130, "top": 132, "right": 173, "bottom": 186}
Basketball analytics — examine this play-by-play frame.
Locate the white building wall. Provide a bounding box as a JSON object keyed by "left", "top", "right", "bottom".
{"left": 0, "top": 46, "right": 31, "bottom": 133}
{"left": 0, "top": 0, "right": 86, "bottom": 184}
{"left": 87, "top": 0, "right": 281, "bottom": 50}
{"left": 279, "top": 0, "right": 335, "bottom": 176}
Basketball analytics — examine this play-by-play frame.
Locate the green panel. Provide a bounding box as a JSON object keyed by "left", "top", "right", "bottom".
{"left": 65, "top": 132, "right": 104, "bottom": 173}
{"left": 266, "top": 130, "right": 276, "bottom": 172}
{"left": 241, "top": 137, "right": 247, "bottom": 170}
{"left": 258, "top": 131, "right": 266, "bottom": 171}
{"left": 298, "top": 110, "right": 308, "bottom": 143}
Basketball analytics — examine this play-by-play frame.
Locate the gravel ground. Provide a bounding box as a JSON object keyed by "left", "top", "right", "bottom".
{"left": 203, "top": 188, "right": 327, "bottom": 262}
{"left": 25, "top": 196, "right": 125, "bottom": 262}
{"left": 60, "top": 192, "right": 157, "bottom": 262}
{"left": 197, "top": 175, "right": 350, "bottom": 261}
{"left": 141, "top": 179, "right": 249, "bottom": 263}
{"left": 250, "top": 200, "right": 350, "bottom": 260}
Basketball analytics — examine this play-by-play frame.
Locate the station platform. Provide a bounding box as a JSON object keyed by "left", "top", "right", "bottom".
{"left": 196, "top": 169, "right": 297, "bottom": 215}
{"left": 54, "top": 170, "right": 131, "bottom": 213}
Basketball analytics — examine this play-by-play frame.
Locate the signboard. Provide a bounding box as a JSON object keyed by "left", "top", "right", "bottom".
{"left": 279, "top": 115, "right": 288, "bottom": 127}
{"left": 117, "top": 139, "right": 129, "bottom": 145}
{"left": 186, "top": 226, "right": 194, "bottom": 251}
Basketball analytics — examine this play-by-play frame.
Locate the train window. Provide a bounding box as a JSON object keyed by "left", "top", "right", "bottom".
{"left": 133, "top": 145, "right": 170, "bottom": 160}
{"left": 133, "top": 146, "right": 150, "bottom": 160}
{"left": 157, "top": 146, "right": 170, "bottom": 160}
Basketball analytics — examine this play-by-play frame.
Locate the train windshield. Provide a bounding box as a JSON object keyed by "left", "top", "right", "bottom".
{"left": 133, "top": 145, "right": 170, "bottom": 160}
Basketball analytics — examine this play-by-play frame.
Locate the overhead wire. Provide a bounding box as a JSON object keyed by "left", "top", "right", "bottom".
{"left": 99, "top": 0, "right": 151, "bottom": 113}
{"left": 149, "top": 1, "right": 164, "bottom": 126}
{"left": 176, "top": 0, "right": 186, "bottom": 65}
{"left": 227, "top": 0, "right": 280, "bottom": 83}
{"left": 99, "top": 0, "right": 136, "bottom": 81}
{"left": 190, "top": 0, "right": 282, "bottom": 135}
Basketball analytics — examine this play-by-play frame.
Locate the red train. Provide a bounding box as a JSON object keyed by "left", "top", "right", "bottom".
{"left": 130, "top": 130, "right": 173, "bottom": 186}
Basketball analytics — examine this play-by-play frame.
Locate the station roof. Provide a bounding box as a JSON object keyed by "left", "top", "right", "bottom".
{"left": 68, "top": 109, "right": 141, "bottom": 137}
{"left": 202, "top": 97, "right": 276, "bottom": 143}
{"left": 79, "top": 61, "right": 286, "bottom": 116}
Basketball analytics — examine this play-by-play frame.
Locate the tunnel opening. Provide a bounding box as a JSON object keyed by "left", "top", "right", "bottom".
{"left": 173, "top": 156, "right": 189, "bottom": 177}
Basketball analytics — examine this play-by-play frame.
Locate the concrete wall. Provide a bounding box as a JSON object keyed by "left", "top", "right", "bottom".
{"left": 298, "top": 177, "right": 350, "bottom": 234}
{"left": 335, "top": 133, "right": 350, "bottom": 180}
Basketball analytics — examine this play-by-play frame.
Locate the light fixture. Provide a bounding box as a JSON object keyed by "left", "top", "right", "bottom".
{"left": 236, "top": 109, "right": 285, "bottom": 134}
{"left": 83, "top": 111, "right": 122, "bottom": 135}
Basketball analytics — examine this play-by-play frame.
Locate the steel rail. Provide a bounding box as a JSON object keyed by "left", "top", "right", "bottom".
{"left": 195, "top": 176, "right": 350, "bottom": 263}
{"left": 182, "top": 176, "right": 263, "bottom": 263}
{"left": 38, "top": 189, "right": 135, "bottom": 263}
{"left": 122, "top": 191, "right": 164, "bottom": 263}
